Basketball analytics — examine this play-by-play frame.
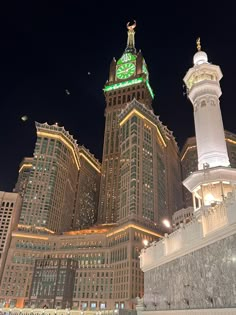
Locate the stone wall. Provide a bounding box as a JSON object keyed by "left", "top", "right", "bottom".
{"left": 143, "top": 233, "right": 236, "bottom": 310}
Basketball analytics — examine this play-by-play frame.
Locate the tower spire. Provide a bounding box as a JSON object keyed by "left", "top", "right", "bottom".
{"left": 196, "top": 37, "right": 201, "bottom": 51}
{"left": 125, "top": 20, "right": 137, "bottom": 54}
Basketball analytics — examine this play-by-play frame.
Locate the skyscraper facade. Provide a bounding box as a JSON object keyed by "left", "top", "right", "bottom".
{"left": 0, "top": 192, "right": 22, "bottom": 282}
{"left": 14, "top": 157, "right": 33, "bottom": 198}
{"left": 19, "top": 122, "right": 79, "bottom": 232}
{"left": 99, "top": 22, "right": 182, "bottom": 224}
{"left": 19, "top": 122, "right": 101, "bottom": 233}
{"left": 118, "top": 99, "right": 182, "bottom": 226}
{"left": 0, "top": 223, "right": 161, "bottom": 309}
{"left": 98, "top": 22, "right": 155, "bottom": 224}
{"left": 72, "top": 146, "right": 101, "bottom": 230}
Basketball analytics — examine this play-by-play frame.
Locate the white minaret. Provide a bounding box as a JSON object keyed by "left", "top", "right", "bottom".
{"left": 184, "top": 38, "right": 229, "bottom": 170}
{"left": 183, "top": 39, "right": 236, "bottom": 210}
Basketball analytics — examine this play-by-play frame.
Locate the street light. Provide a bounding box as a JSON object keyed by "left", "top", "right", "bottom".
{"left": 162, "top": 219, "right": 171, "bottom": 229}
{"left": 143, "top": 239, "right": 149, "bottom": 248}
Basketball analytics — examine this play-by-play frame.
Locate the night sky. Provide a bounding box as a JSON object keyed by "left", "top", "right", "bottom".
{"left": 0, "top": 2, "right": 236, "bottom": 191}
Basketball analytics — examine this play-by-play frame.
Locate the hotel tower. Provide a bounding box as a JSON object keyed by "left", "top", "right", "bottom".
{"left": 99, "top": 21, "right": 182, "bottom": 224}
{"left": 18, "top": 122, "right": 101, "bottom": 233}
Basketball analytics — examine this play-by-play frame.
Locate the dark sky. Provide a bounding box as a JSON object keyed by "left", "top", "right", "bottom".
{"left": 0, "top": 2, "right": 236, "bottom": 191}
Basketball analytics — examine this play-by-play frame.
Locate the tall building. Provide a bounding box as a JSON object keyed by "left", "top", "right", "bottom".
{"left": 0, "top": 192, "right": 22, "bottom": 282}
{"left": 181, "top": 130, "right": 236, "bottom": 207}
{"left": 19, "top": 122, "right": 101, "bottom": 233}
{"left": 99, "top": 21, "right": 182, "bottom": 224}
{"left": 98, "top": 21, "right": 155, "bottom": 224}
{"left": 118, "top": 99, "right": 182, "bottom": 226}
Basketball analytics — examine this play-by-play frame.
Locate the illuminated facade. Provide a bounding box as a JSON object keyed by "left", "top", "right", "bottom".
{"left": 0, "top": 192, "right": 21, "bottom": 282}
{"left": 118, "top": 99, "right": 182, "bottom": 226}
{"left": 14, "top": 157, "right": 33, "bottom": 197}
{"left": 0, "top": 224, "right": 161, "bottom": 309}
{"left": 181, "top": 131, "right": 236, "bottom": 207}
{"left": 19, "top": 122, "right": 101, "bottom": 233}
{"left": 0, "top": 115, "right": 161, "bottom": 309}
{"left": 98, "top": 22, "right": 155, "bottom": 224}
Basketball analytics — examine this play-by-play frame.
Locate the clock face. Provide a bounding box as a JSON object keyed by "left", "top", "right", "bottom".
{"left": 116, "top": 63, "right": 135, "bottom": 79}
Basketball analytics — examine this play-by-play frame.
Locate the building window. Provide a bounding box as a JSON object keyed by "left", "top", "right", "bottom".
{"left": 90, "top": 302, "right": 97, "bottom": 309}
{"left": 100, "top": 303, "right": 106, "bottom": 309}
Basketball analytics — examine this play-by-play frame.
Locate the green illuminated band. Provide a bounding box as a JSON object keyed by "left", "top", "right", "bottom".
{"left": 104, "top": 78, "right": 142, "bottom": 91}
{"left": 104, "top": 77, "right": 154, "bottom": 99}
{"left": 146, "top": 80, "right": 154, "bottom": 98}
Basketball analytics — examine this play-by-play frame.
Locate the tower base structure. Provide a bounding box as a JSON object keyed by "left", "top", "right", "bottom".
{"left": 139, "top": 190, "right": 236, "bottom": 312}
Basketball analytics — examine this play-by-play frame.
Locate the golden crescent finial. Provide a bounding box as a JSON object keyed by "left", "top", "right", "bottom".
{"left": 196, "top": 37, "right": 201, "bottom": 51}
{"left": 127, "top": 20, "right": 136, "bottom": 31}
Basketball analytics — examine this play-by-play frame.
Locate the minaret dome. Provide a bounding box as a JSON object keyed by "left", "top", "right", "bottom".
{"left": 193, "top": 37, "right": 208, "bottom": 65}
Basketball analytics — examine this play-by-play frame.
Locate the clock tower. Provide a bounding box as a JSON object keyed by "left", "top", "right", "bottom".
{"left": 98, "top": 21, "right": 155, "bottom": 223}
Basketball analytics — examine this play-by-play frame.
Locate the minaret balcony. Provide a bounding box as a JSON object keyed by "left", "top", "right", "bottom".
{"left": 183, "top": 166, "right": 236, "bottom": 211}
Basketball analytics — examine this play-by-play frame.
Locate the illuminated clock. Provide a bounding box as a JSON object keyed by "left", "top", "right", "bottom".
{"left": 116, "top": 63, "right": 135, "bottom": 79}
